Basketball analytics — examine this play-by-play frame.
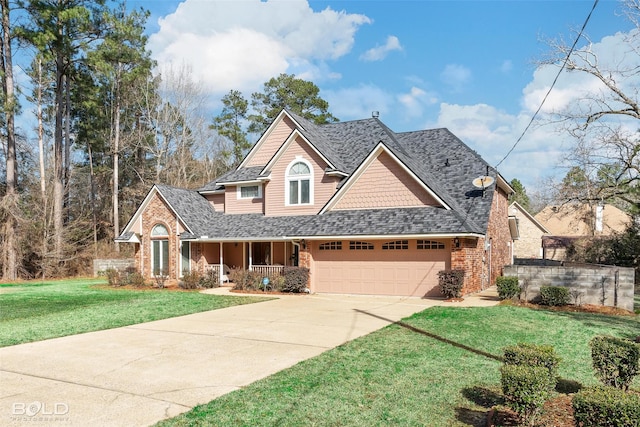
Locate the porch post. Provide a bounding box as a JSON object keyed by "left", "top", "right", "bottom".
{"left": 219, "top": 241, "right": 223, "bottom": 284}
{"left": 270, "top": 241, "right": 273, "bottom": 265}
{"left": 248, "top": 241, "right": 253, "bottom": 271}
{"left": 242, "top": 242, "right": 246, "bottom": 269}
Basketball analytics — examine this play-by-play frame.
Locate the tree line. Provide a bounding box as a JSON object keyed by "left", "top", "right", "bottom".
{"left": 2, "top": 0, "right": 640, "bottom": 281}
{"left": 0, "top": 0, "right": 335, "bottom": 280}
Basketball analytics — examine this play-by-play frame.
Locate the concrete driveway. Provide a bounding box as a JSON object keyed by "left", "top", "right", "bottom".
{"left": 0, "top": 292, "right": 454, "bottom": 427}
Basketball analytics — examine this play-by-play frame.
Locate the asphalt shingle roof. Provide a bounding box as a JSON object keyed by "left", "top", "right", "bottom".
{"left": 147, "top": 111, "right": 505, "bottom": 240}
{"left": 155, "top": 184, "right": 222, "bottom": 237}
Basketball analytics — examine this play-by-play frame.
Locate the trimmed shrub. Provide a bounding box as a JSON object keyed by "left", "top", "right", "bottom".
{"left": 496, "top": 276, "right": 520, "bottom": 300}
{"left": 503, "top": 343, "right": 561, "bottom": 379}
{"left": 590, "top": 335, "right": 640, "bottom": 391}
{"left": 269, "top": 274, "right": 286, "bottom": 291}
{"left": 572, "top": 385, "right": 640, "bottom": 427}
{"left": 153, "top": 273, "right": 168, "bottom": 289}
{"left": 198, "top": 269, "right": 219, "bottom": 289}
{"left": 123, "top": 271, "right": 146, "bottom": 288}
{"left": 500, "top": 364, "right": 555, "bottom": 426}
{"left": 282, "top": 267, "right": 309, "bottom": 293}
{"left": 231, "top": 269, "right": 262, "bottom": 291}
{"left": 179, "top": 271, "right": 201, "bottom": 290}
{"left": 105, "top": 268, "right": 121, "bottom": 286}
{"left": 538, "top": 285, "right": 569, "bottom": 306}
{"left": 437, "top": 269, "right": 465, "bottom": 299}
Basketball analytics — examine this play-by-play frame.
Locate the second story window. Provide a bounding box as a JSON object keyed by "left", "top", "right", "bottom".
{"left": 286, "top": 159, "right": 312, "bottom": 205}
{"left": 238, "top": 184, "right": 261, "bottom": 199}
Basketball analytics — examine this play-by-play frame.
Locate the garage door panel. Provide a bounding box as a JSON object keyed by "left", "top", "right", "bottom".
{"left": 313, "top": 246, "right": 450, "bottom": 297}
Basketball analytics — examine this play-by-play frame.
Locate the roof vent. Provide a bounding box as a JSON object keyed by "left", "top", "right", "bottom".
{"left": 372, "top": 111, "right": 379, "bottom": 118}
{"left": 445, "top": 158, "right": 450, "bottom": 167}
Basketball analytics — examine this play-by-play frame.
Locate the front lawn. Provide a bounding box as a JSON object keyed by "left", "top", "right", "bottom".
{"left": 158, "top": 305, "right": 639, "bottom": 427}
{"left": 0, "top": 278, "right": 270, "bottom": 347}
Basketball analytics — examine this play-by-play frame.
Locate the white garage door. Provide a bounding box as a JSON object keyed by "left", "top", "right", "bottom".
{"left": 311, "top": 240, "right": 450, "bottom": 297}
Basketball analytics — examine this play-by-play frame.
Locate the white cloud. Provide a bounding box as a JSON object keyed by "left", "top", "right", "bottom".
{"left": 360, "top": 35, "right": 402, "bottom": 61}
{"left": 433, "top": 30, "right": 640, "bottom": 189}
{"left": 440, "top": 64, "right": 471, "bottom": 92}
{"left": 434, "top": 103, "right": 570, "bottom": 188}
{"left": 324, "top": 84, "right": 394, "bottom": 121}
{"left": 397, "top": 86, "right": 438, "bottom": 118}
{"left": 148, "top": 0, "right": 371, "bottom": 96}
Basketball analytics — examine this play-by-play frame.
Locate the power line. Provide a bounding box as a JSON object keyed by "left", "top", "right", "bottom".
{"left": 494, "top": 0, "right": 599, "bottom": 169}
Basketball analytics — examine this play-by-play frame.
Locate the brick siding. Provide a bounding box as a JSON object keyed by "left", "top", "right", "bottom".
{"left": 138, "top": 193, "right": 180, "bottom": 279}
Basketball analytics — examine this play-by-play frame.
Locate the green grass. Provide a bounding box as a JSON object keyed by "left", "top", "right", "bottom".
{"left": 158, "top": 305, "right": 639, "bottom": 427}
{"left": 0, "top": 278, "right": 270, "bottom": 347}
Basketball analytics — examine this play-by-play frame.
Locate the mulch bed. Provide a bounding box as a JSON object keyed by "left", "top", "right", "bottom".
{"left": 506, "top": 300, "right": 636, "bottom": 316}
{"left": 230, "top": 289, "right": 307, "bottom": 296}
{"left": 488, "top": 394, "right": 575, "bottom": 427}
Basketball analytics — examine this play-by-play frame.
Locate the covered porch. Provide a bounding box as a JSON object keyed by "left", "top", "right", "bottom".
{"left": 187, "top": 240, "right": 300, "bottom": 283}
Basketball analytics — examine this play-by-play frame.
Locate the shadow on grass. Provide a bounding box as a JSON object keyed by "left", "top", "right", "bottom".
{"left": 455, "top": 407, "right": 487, "bottom": 427}
{"left": 556, "top": 378, "right": 582, "bottom": 394}
{"left": 354, "top": 309, "right": 503, "bottom": 362}
{"left": 455, "top": 387, "right": 504, "bottom": 427}
{"left": 462, "top": 385, "right": 504, "bottom": 407}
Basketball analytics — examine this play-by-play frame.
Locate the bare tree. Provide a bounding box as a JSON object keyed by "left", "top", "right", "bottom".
{"left": 540, "top": 0, "right": 640, "bottom": 213}
{"left": 140, "top": 64, "right": 222, "bottom": 188}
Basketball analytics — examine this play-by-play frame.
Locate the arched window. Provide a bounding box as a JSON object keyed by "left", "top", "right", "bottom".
{"left": 151, "top": 224, "right": 169, "bottom": 276}
{"left": 151, "top": 224, "right": 168, "bottom": 236}
{"left": 286, "top": 159, "right": 313, "bottom": 205}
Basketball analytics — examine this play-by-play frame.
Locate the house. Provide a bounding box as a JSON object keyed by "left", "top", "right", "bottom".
{"left": 535, "top": 203, "right": 631, "bottom": 237}
{"left": 508, "top": 201, "right": 549, "bottom": 259}
{"left": 117, "top": 110, "right": 514, "bottom": 297}
{"left": 535, "top": 203, "right": 632, "bottom": 261}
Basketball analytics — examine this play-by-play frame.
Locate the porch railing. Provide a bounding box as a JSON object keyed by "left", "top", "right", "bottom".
{"left": 251, "top": 265, "right": 285, "bottom": 276}
{"left": 204, "top": 264, "right": 285, "bottom": 279}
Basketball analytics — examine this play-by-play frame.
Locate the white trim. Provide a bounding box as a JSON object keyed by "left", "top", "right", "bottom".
{"left": 320, "top": 143, "right": 451, "bottom": 214}
{"left": 191, "top": 233, "right": 484, "bottom": 243}
{"left": 260, "top": 129, "right": 335, "bottom": 176}
{"left": 509, "top": 201, "right": 549, "bottom": 234}
{"left": 217, "top": 179, "right": 262, "bottom": 186}
{"left": 117, "top": 185, "right": 193, "bottom": 238}
{"left": 326, "top": 170, "right": 348, "bottom": 177}
{"left": 237, "top": 184, "right": 263, "bottom": 200}
{"left": 497, "top": 174, "right": 514, "bottom": 195}
{"left": 285, "top": 157, "right": 314, "bottom": 206}
{"left": 198, "top": 188, "right": 225, "bottom": 195}
{"left": 219, "top": 242, "right": 224, "bottom": 284}
{"left": 115, "top": 233, "right": 140, "bottom": 243}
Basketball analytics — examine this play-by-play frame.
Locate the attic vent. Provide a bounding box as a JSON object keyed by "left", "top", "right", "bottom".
{"left": 372, "top": 111, "right": 379, "bottom": 118}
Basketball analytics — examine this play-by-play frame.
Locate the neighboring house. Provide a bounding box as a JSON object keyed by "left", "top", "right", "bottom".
{"left": 535, "top": 203, "right": 632, "bottom": 261}
{"left": 508, "top": 201, "right": 549, "bottom": 259}
{"left": 117, "top": 110, "right": 514, "bottom": 297}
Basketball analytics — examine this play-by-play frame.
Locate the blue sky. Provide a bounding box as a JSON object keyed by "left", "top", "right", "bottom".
{"left": 126, "top": 0, "right": 634, "bottom": 189}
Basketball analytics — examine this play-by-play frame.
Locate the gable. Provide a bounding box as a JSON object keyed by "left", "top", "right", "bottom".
{"left": 264, "top": 134, "right": 339, "bottom": 216}
{"left": 509, "top": 202, "right": 549, "bottom": 234}
{"left": 330, "top": 150, "right": 443, "bottom": 211}
{"left": 243, "top": 114, "right": 296, "bottom": 167}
